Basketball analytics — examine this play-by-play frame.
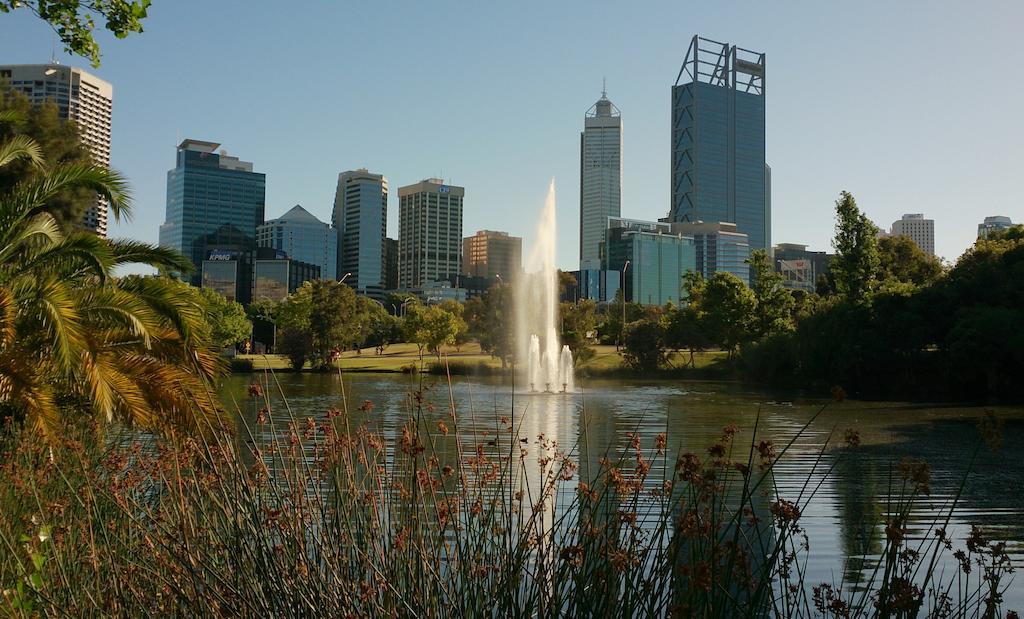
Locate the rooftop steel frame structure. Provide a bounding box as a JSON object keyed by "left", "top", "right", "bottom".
{"left": 674, "top": 35, "right": 765, "bottom": 96}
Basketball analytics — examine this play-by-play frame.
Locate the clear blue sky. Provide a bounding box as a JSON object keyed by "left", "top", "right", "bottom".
{"left": 2, "top": 0, "right": 1022, "bottom": 268}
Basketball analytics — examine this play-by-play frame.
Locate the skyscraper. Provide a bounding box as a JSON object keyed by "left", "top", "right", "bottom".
{"left": 668, "top": 36, "right": 770, "bottom": 251}
{"left": 978, "top": 216, "right": 1014, "bottom": 239}
{"left": 398, "top": 178, "right": 464, "bottom": 289}
{"left": 463, "top": 230, "right": 522, "bottom": 280}
{"left": 889, "top": 213, "right": 935, "bottom": 256}
{"left": 256, "top": 205, "right": 337, "bottom": 280}
{"left": 332, "top": 169, "right": 388, "bottom": 296}
{"left": 671, "top": 221, "right": 751, "bottom": 286}
{"left": 602, "top": 218, "right": 696, "bottom": 306}
{"left": 159, "top": 140, "right": 266, "bottom": 284}
{"left": 580, "top": 87, "right": 622, "bottom": 269}
{"left": 0, "top": 63, "right": 113, "bottom": 235}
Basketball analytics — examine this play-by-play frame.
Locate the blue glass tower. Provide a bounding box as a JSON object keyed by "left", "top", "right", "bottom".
{"left": 159, "top": 140, "right": 266, "bottom": 283}
{"left": 669, "top": 36, "right": 769, "bottom": 252}
{"left": 602, "top": 218, "right": 697, "bottom": 306}
{"left": 256, "top": 205, "right": 338, "bottom": 280}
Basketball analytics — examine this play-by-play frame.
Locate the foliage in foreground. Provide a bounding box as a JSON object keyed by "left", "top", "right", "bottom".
{"left": 0, "top": 373, "right": 1015, "bottom": 617}
{"left": 0, "top": 0, "right": 152, "bottom": 67}
{"left": 0, "top": 112, "right": 226, "bottom": 437}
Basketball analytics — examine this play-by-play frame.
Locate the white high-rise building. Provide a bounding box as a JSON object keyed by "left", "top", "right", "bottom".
{"left": 0, "top": 63, "right": 113, "bottom": 236}
{"left": 398, "top": 178, "right": 464, "bottom": 290}
{"left": 579, "top": 87, "right": 621, "bottom": 270}
{"left": 890, "top": 213, "right": 935, "bottom": 256}
{"left": 332, "top": 169, "right": 388, "bottom": 297}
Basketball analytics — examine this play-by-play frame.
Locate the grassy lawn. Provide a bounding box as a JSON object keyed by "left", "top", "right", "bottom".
{"left": 237, "top": 343, "right": 728, "bottom": 374}
{"left": 236, "top": 341, "right": 502, "bottom": 372}
{"left": 576, "top": 345, "right": 728, "bottom": 373}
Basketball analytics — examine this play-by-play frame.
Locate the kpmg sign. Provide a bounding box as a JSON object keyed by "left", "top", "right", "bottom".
{"left": 207, "top": 250, "right": 235, "bottom": 261}
{"left": 438, "top": 185, "right": 450, "bottom": 194}
{"left": 734, "top": 59, "right": 764, "bottom": 77}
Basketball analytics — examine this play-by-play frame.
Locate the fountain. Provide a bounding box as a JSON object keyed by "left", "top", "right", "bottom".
{"left": 515, "top": 181, "right": 574, "bottom": 393}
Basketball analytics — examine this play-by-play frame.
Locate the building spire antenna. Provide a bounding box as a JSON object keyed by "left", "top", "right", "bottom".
{"left": 602, "top": 76, "right": 606, "bottom": 98}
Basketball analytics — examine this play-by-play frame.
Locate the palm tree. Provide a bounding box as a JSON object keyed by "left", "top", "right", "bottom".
{"left": 0, "top": 110, "right": 226, "bottom": 438}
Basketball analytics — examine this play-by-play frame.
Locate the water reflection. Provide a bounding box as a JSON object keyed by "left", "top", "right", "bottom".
{"left": 223, "top": 373, "right": 1024, "bottom": 608}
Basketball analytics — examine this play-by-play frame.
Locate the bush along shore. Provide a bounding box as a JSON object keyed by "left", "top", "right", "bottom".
{"left": 1, "top": 367, "right": 1016, "bottom": 617}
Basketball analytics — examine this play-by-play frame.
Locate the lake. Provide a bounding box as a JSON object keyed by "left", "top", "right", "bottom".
{"left": 223, "top": 371, "right": 1024, "bottom": 608}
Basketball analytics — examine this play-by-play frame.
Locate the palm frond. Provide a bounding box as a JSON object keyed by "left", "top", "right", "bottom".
{"left": 0, "top": 355, "right": 61, "bottom": 440}
{"left": 108, "top": 239, "right": 195, "bottom": 274}
{"left": 83, "top": 349, "right": 154, "bottom": 425}
{"left": 116, "top": 277, "right": 210, "bottom": 346}
{"left": 7, "top": 231, "right": 114, "bottom": 283}
{"left": 0, "top": 285, "right": 14, "bottom": 347}
{"left": 33, "top": 274, "right": 88, "bottom": 375}
{"left": 0, "top": 109, "right": 25, "bottom": 125}
{"left": 78, "top": 286, "right": 161, "bottom": 348}
{"left": 0, "top": 134, "right": 44, "bottom": 170}
{"left": 0, "top": 212, "right": 64, "bottom": 266}
{"left": 0, "top": 163, "right": 132, "bottom": 228}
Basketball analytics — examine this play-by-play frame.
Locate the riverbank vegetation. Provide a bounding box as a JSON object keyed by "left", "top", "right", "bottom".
{"left": 1, "top": 370, "right": 1015, "bottom": 616}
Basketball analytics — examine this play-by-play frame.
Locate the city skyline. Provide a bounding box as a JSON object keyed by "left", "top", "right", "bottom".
{"left": 2, "top": 1, "right": 1022, "bottom": 269}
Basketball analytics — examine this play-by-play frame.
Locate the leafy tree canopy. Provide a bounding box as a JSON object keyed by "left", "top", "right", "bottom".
{"left": 748, "top": 248, "right": 794, "bottom": 338}
{"left": 622, "top": 318, "right": 667, "bottom": 372}
{"left": 1, "top": 0, "right": 152, "bottom": 67}
{"left": 198, "top": 287, "right": 251, "bottom": 349}
{"left": 876, "top": 235, "right": 944, "bottom": 287}
{"left": 403, "top": 303, "right": 465, "bottom": 360}
{"left": 830, "top": 191, "right": 879, "bottom": 304}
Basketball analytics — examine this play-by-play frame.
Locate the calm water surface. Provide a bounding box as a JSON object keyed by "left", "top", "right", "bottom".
{"left": 223, "top": 372, "right": 1024, "bottom": 608}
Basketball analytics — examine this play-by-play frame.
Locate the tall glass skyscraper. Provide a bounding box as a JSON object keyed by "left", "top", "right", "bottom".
{"left": 671, "top": 221, "right": 751, "bottom": 286}
{"left": 669, "top": 36, "right": 770, "bottom": 252}
{"left": 602, "top": 218, "right": 696, "bottom": 306}
{"left": 580, "top": 88, "right": 622, "bottom": 269}
{"left": 332, "top": 169, "right": 388, "bottom": 296}
{"left": 159, "top": 140, "right": 266, "bottom": 284}
{"left": 256, "top": 204, "right": 337, "bottom": 280}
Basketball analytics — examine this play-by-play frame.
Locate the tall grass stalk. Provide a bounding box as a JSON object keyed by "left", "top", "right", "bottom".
{"left": 0, "top": 366, "right": 1015, "bottom": 617}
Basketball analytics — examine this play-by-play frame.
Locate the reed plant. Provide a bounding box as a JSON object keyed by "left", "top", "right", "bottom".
{"left": 0, "top": 366, "right": 1016, "bottom": 617}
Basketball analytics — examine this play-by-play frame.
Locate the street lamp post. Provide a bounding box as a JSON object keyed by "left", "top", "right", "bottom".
{"left": 339, "top": 272, "right": 352, "bottom": 284}
{"left": 400, "top": 297, "right": 415, "bottom": 317}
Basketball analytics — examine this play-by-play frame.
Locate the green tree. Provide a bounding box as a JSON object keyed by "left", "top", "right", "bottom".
{"left": 439, "top": 299, "right": 469, "bottom": 351}
{"left": 621, "top": 318, "right": 667, "bottom": 372}
{"left": 0, "top": 91, "right": 95, "bottom": 231}
{"left": 366, "top": 312, "right": 401, "bottom": 355}
{"left": 700, "top": 272, "right": 756, "bottom": 355}
{"left": 830, "top": 191, "right": 879, "bottom": 304}
{"left": 197, "top": 287, "right": 251, "bottom": 350}
{"left": 664, "top": 303, "right": 709, "bottom": 368}
{"left": 557, "top": 270, "right": 577, "bottom": 301}
{"left": 876, "top": 235, "right": 943, "bottom": 287}
{"left": 0, "top": 115, "right": 223, "bottom": 437}
{"left": 275, "top": 280, "right": 361, "bottom": 371}
{"left": 748, "top": 248, "right": 794, "bottom": 338}
{"left": 465, "top": 283, "right": 514, "bottom": 368}
{"left": 246, "top": 298, "right": 278, "bottom": 323}
{"left": 560, "top": 300, "right": 597, "bottom": 366}
{"left": 1, "top": 0, "right": 152, "bottom": 67}
{"left": 403, "top": 303, "right": 464, "bottom": 360}
{"left": 598, "top": 291, "right": 644, "bottom": 347}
